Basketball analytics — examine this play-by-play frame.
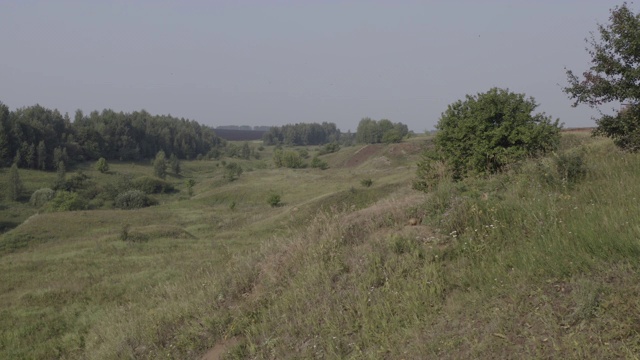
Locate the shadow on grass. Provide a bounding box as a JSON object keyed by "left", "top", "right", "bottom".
{"left": 0, "top": 220, "right": 20, "bottom": 234}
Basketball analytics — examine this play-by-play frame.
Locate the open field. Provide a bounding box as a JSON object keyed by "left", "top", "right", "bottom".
{"left": 2, "top": 133, "right": 640, "bottom": 359}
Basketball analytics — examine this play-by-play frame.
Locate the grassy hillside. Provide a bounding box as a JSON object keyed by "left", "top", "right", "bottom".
{"left": 2, "top": 134, "right": 640, "bottom": 359}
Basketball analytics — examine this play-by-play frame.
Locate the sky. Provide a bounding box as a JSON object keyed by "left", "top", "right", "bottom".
{"left": 0, "top": 1, "right": 627, "bottom": 132}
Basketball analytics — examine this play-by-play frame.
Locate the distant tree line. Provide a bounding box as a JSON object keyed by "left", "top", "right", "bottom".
{"left": 0, "top": 101, "right": 225, "bottom": 169}
{"left": 262, "top": 122, "right": 342, "bottom": 146}
{"left": 216, "top": 125, "right": 272, "bottom": 131}
{"left": 356, "top": 118, "right": 409, "bottom": 144}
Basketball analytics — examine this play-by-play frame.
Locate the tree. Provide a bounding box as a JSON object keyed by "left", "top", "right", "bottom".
{"left": 25, "top": 143, "right": 36, "bottom": 169}
{"left": 95, "top": 157, "right": 109, "bottom": 173}
{"left": 153, "top": 150, "right": 167, "bottom": 179}
{"left": 7, "top": 163, "right": 24, "bottom": 201}
{"left": 223, "top": 162, "right": 243, "bottom": 181}
{"left": 356, "top": 118, "right": 408, "bottom": 144}
{"left": 54, "top": 161, "right": 67, "bottom": 190}
{"left": 564, "top": 3, "right": 640, "bottom": 151}
{"left": 0, "top": 102, "right": 10, "bottom": 167}
{"left": 37, "top": 141, "right": 47, "bottom": 170}
{"left": 419, "top": 87, "right": 560, "bottom": 182}
{"left": 186, "top": 179, "right": 195, "bottom": 196}
{"left": 240, "top": 142, "right": 251, "bottom": 160}
{"left": 169, "top": 153, "right": 181, "bottom": 175}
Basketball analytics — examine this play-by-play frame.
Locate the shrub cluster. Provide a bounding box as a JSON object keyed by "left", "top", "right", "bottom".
{"left": 44, "top": 191, "right": 88, "bottom": 212}
{"left": 132, "top": 176, "right": 174, "bottom": 194}
{"left": 114, "top": 190, "right": 156, "bottom": 210}
{"left": 30, "top": 188, "right": 55, "bottom": 207}
{"left": 273, "top": 150, "right": 305, "bottom": 169}
{"left": 310, "top": 156, "right": 328, "bottom": 170}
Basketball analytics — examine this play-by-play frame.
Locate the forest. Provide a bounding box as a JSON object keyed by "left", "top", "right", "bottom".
{"left": 0, "top": 102, "right": 225, "bottom": 170}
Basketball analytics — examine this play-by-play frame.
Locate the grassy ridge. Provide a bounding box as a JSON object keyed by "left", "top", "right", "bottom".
{"left": 2, "top": 134, "right": 640, "bottom": 359}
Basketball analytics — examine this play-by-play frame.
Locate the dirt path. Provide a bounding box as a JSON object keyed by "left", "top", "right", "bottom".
{"left": 200, "top": 337, "right": 240, "bottom": 360}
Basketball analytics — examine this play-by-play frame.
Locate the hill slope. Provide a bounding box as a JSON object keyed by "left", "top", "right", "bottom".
{"left": 2, "top": 134, "right": 640, "bottom": 359}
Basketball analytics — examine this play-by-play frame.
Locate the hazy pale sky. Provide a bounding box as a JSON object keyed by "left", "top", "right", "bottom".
{"left": 0, "top": 1, "right": 625, "bottom": 131}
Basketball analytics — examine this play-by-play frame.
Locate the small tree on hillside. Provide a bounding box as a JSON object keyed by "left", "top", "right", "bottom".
{"left": 37, "top": 140, "right": 47, "bottom": 170}
{"left": 416, "top": 87, "right": 561, "bottom": 185}
{"left": 53, "top": 161, "right": 67, "bottom": 190}
{"left": 169, "top": 153, "right": 181, "bottom": 175}
{"left": 153, "top": 150, "right": 167, "bottom": 179}
{"left": 95, "top": 157, "right": 109, "bottom": 173}
{"left": 564, "top": 3, "right": 640, "bottom": 151}
{"left": 224, "top": 162, "right": 243, "bottom": 181}
{"left": 7, "top": 163, "right": 24, "bottom": 201}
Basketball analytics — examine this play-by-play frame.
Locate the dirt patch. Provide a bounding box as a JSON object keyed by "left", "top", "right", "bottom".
{"left": 385, "top": 142, "right": 423, "bottom": 156}
{"left": 200, "top": 337, "right": 240, "bottom": 360}
{"left": 344, "top": 144, "right": 384, "bottom": 168}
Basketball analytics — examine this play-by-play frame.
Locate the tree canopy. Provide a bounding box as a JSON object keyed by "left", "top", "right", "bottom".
{"left": 262, "top": 122, "right": 342, "bottom": 146}
{"left": 355, "top": 118, "right": 408, "bottom": 144}
{"left": 564, "top": 3, "right": 640, "bottom": 151}
{"left": 0, "top": 101, "right": 225, "bottom": 169}
{"left": 416, "top": 88, "right": 561, "bottom": 186}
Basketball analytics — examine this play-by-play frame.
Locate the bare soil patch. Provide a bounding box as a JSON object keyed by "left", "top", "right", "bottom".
{"left": 344, "top": 144, "right": 384, "bottom": 168}
{"left": 200, "top": 337, "right": 240, "bottom": 360}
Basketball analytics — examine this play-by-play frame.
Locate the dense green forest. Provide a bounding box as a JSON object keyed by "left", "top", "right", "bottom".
{"left": 0, "top": 102, "right": 225, "bottom": 169}
{"left": 262, "top": 122, "right": 346, "bottom": 146}
{"left": 356, "top": 117, "right": 409, "bottom": 144}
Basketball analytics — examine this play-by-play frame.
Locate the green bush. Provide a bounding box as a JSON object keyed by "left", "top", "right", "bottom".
{"left": 224, "top": 162, "right": 243, "bottom": 181}
{"left": 186, "top": 179, "right": 196, "bottom": 196}
{"left": 273, "top": 149, "right": 305, "bottom": 168}
{"left": 298, "top": 148, "right": 309, "bottom": 159}
{"left": 268, "top": 193, "right": 282, "bottom": 207}
{"left": 114, "top": 190, "right": 156, "bottom": 210}
{"left": 132, "top": 176, "right": 175, "bottom": 194}
{"left": 310, "top": 156, "right": 329, "bottom": 170}
{"left": 532, "top": 150, "right": 588, "bottom": 189}
{"left": 95, "top": 157, "right": 109, "bottom": 173}
{"left": 427, "top": 87, "right": 561, "bottom": 180}
{"left": 45, "top": 191, "right": 88, "bottom": 212}
{"left": 360, "top": 178, "right": 373, "bottom": 187}
{"left": 413, "top": 149, "right": 450, "bottom": 191}
{"left": 318, "top": 142, "right": 340, "bottom": 155}
{"left": 554, "top": 150, "right": 587, "bottom": 186}
{"left": 30, "top": 188, "right": 55, "bottom": 207}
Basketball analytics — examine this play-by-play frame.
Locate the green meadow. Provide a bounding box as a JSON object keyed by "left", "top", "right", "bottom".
{"left": 2, "top": 133, "right": 640, "bottom": 359}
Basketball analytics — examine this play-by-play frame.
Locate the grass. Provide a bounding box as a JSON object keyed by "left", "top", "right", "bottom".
{"left": 2, "top": 134, "right": 640, "bottom": 359}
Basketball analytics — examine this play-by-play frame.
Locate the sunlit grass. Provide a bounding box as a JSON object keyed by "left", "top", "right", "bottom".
{"left": 3, "top": 134, "right": 640, "bottom": 359}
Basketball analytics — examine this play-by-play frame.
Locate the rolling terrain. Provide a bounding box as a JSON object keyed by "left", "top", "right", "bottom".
{"left": 2, "top": 134, "right": 640, "bottom": 359}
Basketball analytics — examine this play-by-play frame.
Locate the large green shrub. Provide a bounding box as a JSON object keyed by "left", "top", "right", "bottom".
{"left": 95, "top": 157, "right": 109, "bottom": 173}
{"left": 273, "top": 149, "right": 305, "bottom": 168}
{"left": 310, "top": 155, "right": 329, "bottom": 170}
{"left": 114, "top": 190, "right": 156, "bottom": 209}
{"left": 424, "top": 87, "right": 561, "bottom": 180}
{"left": 132, "top": 176, "right": 174, "bottom": 194}
{"left": 45, "top": 191, "right": 88, "bottom": 212}
{"left": 30, "top": 188, "right": 55, "bottom": 207}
